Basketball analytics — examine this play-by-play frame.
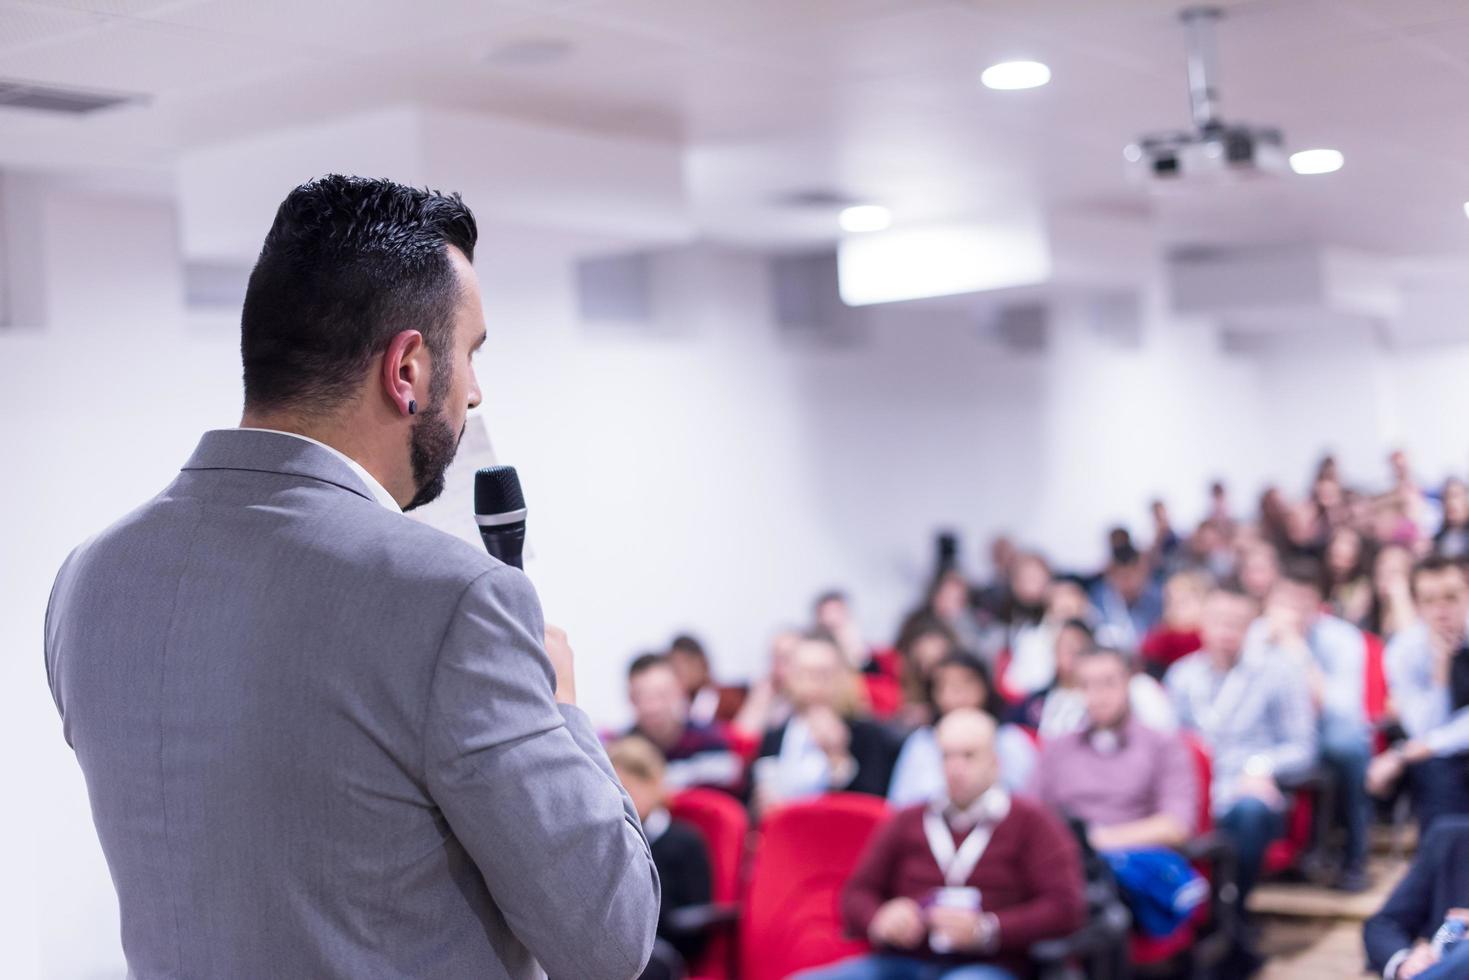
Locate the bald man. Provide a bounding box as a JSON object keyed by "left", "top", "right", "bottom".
{"left": 798, "top": 709, "right": 1086, "bottom": 980}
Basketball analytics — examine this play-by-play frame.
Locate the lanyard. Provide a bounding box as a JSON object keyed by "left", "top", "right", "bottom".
{"left": 923, "top": 808, "right": 995, "bottom": 887}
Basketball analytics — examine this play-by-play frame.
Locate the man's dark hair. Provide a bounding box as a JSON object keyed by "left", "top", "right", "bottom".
{"left": 1209, "top": 581, "right": 1257, "bottom": 606}
{"left": 813, "top": 589, "right": 848, "bottom": 611}
{"left": 627, "top": 652, "right": 673, "bottom": 681}
{"left": 241, "top": 174, "right": 478, "bottom": 413}
{"left": 668, "top": 634, "right": 708, "bottom": 663}
{"left": 1412, "top": 554, "right": 1467, "bottom": 598}
{"left": 927, "top": 650, "right": 1007, "bottom": 721}
{"left": 1281, "top": 557, "right": 1326, "bottom": 595}
{"left": 1058, "top": 617, "right": 1096, "bottom": 644}
{"left": 1076, "top": 645, "right": 1133, "bottom": 672}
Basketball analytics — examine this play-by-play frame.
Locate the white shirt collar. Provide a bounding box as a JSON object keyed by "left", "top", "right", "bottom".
{"left": 933, "top": 785, "right": 1011, "bottom": 833}
{"left": 243, "top": 428, "right": 401, "bottom": 513}
{"left": 643, "top": 807, "right": 672, "bottom": 844}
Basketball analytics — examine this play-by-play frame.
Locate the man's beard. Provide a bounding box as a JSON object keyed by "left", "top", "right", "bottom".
{"left": 403, "top": 397, "right": 465, "bottom": 512}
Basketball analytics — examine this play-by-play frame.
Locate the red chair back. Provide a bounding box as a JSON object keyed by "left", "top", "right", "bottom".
{"left": 862, "top": 673, "right": 904, "bottom": 720}
{"left": 740, "top": 793, "right": 890, "bottom": 980}
{"left": 1181, "top": 732, "right": 1214, "bottom": 835}
{"left": 669, "top": 788, "right": 750, "bottom": 980}
{"left": 1363, "top": 631, "right": 1388, "bottom": 724}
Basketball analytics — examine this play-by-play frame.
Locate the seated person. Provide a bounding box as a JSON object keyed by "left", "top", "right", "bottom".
{"left": 1368, "top": 556, "right": 1469, "bottom": 835}
{"left": 1011, "top": 620, "right": 1176, "bottom": 738}
{"left": 1090, "top": 545, "right": 1163, "bottom": 652}
{"left": 1030, "top": 647, "right": 1203, "bottom": 937}
{"left": 797, "top": 710, "right": 1086, "bottom": 980}
{"left": 732, "top": 628, "right": 800, "bottom": 737}
{"left": 1031, "top": 646, "right": 1195, "bottom": 849}
{"left": 667, "top": 633, "right": 741, "bottom": 727}
{"left": 1006, "top": 575, "right": 1093, "bottom": 698}
{"left": 891, "top": 612, "right": 961, "bottom": 729}
{"left": 1166, "top": 585, "right": 1317, "bottom": 920}
{"left": 1248, "top": 560, "right": 1375, "bottom": 891}
{"left": 1139, "top": 570, "right": 1208, "bottom": 679}
{"left": 608, "top": 736, "right": 713, "bottom": 980}
{"left": 753, "top": 630, "right": 898, "bottom": 808}
{"left": 889, "top": 652, "right": 1038, "bottom": 806}
{"left": 1364, "top": 816, "right": 1469, "bottom": 980}
{"left": 626, "top": 653, "right": 743, "bottom": 795}
{"left": 815, "top": 589, "right": 882, "bottom": 672}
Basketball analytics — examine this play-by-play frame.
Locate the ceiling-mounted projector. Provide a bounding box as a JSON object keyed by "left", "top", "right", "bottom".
{"left": 1126, "top": 6, "right": 1288, "bottom": 184}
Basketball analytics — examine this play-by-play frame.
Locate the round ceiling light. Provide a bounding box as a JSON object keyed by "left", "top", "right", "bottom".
{"left": 981, "top": 60, "right": 1052, "bottom": 91}
{"left": 1289, "top": 148, "right": 1344, "bottom": 175}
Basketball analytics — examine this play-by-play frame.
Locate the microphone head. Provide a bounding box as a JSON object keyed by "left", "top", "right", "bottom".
{"left": 475, "top": 466, "right": 525, "bottom": 517}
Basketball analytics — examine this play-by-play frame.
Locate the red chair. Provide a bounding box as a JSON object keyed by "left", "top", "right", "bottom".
{"left": 861, "top": 673, "right": 904, "bottom": 720}
{"left": 669, "top": 788, "right": 750, "bottom": 980}
{"left": 740, "top": 793, "right": 890, "bottom": 980}
{"left": 717, "top": 722, "right": 762, "bottom": 768}
{"left": 1128, "top": 735, "right": 1213, "bottom": 970}
{"left": 994, "top": 648, "right": 1025, "bottom": 705}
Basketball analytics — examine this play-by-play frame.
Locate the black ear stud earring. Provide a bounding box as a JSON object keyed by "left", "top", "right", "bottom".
{"left": 408, "top": 400, "right": 417, "bottom": 416}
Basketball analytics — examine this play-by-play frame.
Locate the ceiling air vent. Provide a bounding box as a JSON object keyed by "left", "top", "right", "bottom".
{"left": 0, "top": 79, "right": 143, "bottom": 115}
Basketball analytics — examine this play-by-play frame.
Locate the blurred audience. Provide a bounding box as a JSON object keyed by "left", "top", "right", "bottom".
{"left": 667, "top": 633, "right": 731, "bottom": 727}
{"left": 1166, "top": 585, "right": 1317, "bottom": 929}
{"left": 1369, "top": 556, "right": 1469, "bottom": 834}
{"left": 1325, "top": 525, "right": 1375, "bottom": 627}
{"left": 889, "top": 652, "right": 1037, "bottom": 806}
{"left": 626, "top": 654, "right": 743, "bottom": 795}
{"left": 753, "top": 631, "right": 898, "bottom": 808}
{"left": 1140, "top": 570, "right": 1208, "bottom": 679}
{"left": 815, "top": 590, "right": 882, "bottom": 673}
{"left": 1363, "top": 816, "right": 1469, "bottom": 980}
{"left": 1435, "top": 478, "right": 1469, "bottom": 561}
{"left": 799, "top": 710, "right": 1085, "bottom": 980}
{"left": 1091, "top": 545, "right": 1163, "bottom": 651}
{"left": 1248, "top": 560, "right": 1374, "bottom": 890}
{"left": 1012, "top": 620, "right": 1176, "bottom": 739}
{"left": 1031, "top": 647, "right": 1204, "bottom": 939}
{"left": 606, "top": 450, "right": 1469, "bottom": 976}
{"left": 1006, "top": 573, "right": 1091, "bottom": 698}
{"left": 608, "top": 736, "right": 713, "bottom": 980}
{"left": 732, "top": 628, "right": 800, "bottom": 736}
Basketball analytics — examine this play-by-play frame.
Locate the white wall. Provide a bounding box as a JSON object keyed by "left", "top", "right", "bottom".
{"left": 7, "top": 180, "right": 1469, "bottom": 978}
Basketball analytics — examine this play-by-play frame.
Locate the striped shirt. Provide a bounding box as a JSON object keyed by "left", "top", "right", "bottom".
{"left": 1164, "top": 649, "right": 1317, "bottom": 813}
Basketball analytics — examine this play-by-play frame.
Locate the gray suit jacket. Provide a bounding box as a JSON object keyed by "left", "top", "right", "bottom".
{"left": 45, "top": 429, "right": 659, "bottom": 980}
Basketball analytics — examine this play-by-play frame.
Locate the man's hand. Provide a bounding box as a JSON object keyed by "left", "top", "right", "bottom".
{"left": 1398, "top": 941, "right": 1439, "bottom": 979}
{"left": 928, "top": 905, "right": 991, "bottom": 952}
{"left": 1235, "top": 773, "right": 1283, "bottom": 809}
{"left": 1367, "top": 751, "right": 1406, "bottom": 797}
{"left": 868, "top": 897, "right": 925, "bottom": 949}
{"left": 804, "top": 705, "right": 851, "bottom": 761}
{"left": 543, "top": 625, "right": 576, "bottom": 705}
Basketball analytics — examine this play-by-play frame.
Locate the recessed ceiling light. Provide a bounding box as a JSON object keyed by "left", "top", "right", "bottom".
{"left": 1462, "top": 201, "right": 1469, "bottom": 220}
{"left": 840, "top": 204, "right": 892, "bottom": 233}
{"left": 981, "top": 60, "right": 1051, "bottom": 91}
{"left": 1289, "top": 148, "right": 1344, "bottom": 175}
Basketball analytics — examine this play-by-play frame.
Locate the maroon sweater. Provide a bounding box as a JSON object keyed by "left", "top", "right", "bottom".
{"left": 841, "top": 795, "right": 1086, "bottom": 977}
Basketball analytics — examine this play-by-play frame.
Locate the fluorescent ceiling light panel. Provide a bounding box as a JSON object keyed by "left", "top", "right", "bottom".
{"left": 837, "top": 219, "right": 1051, "bottom": 306}
{"left": 839, "top": 204, "right": 892, "bottom": 233}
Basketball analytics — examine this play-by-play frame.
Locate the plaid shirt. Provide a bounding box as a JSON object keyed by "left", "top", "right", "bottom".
{"left": 1164, "top": 650, "right": 1317, "bottom": 814}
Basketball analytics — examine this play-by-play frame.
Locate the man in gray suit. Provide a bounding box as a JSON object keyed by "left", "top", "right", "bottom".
{"left": 44, "top": 175, "right": 660, "bottom": 979}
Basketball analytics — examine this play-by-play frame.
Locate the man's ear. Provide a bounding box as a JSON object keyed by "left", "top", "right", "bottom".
{"left": 381, "top": 330, "right": 425, "bottom": 416}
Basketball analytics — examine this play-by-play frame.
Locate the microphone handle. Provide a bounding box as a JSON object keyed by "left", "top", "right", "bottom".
{"left": 477, "top": 522, "right": 526, "bottom": 570}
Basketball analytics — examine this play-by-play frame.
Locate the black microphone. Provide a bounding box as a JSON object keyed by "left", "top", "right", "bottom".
{"left": 474, "top": 466, "right": 527, "bottom": 570}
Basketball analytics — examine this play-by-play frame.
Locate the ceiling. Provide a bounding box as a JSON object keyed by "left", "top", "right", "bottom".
{"left": 2, "top": 0, "right": 1468, "bottom": 257}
